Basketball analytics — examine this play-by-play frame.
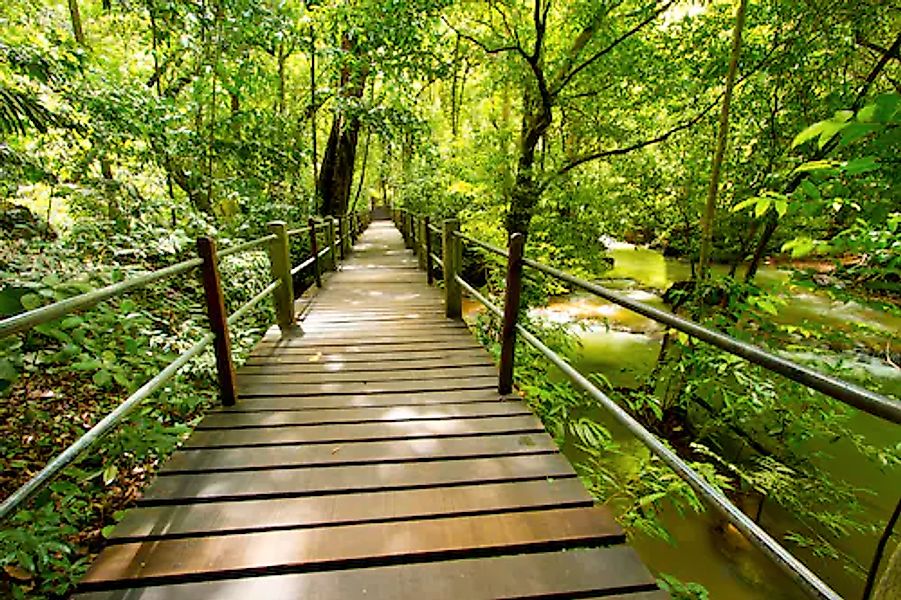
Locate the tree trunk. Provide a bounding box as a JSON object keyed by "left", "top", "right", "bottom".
{"left": 316, "top": 34, "right": 367, "bottom": 216}
{"left": 698, "top": 0, "right": 748, "bottom": 279}
{"left": 310, "top": 26, "right": 318, "bottom": 186}
{"left": 506, "top": 87, "right": 552, "bottom": 236}
{"left": 67, "top": 0, "right": 86, "bottom": 45}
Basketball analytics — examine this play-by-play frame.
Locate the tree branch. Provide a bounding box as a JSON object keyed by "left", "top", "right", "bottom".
{"left": 442, "top": 16, "right": 524, "bottom": 56}
{"left": 552, "top": 0, "right": 674, "bottom": 95}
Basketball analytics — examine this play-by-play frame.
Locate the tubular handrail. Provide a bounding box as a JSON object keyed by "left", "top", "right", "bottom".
{"left": 2, "top": 210, "right": 373, "bottom": 524}
{"left": 217, "top": 234, "right": 277, "bottom": 258}
{"left": 0, "top": 258, "right": 203, "bottom": 339}
{"left": 227, "top": 279, "right": 282, "bottom": 326}
{"left": 287, "top": 226, "right": 311, "bottom": 237}
{"left": 430, "top": 253, "right": 443, "bottom": 268}
{"left": 441, "top": 220, "right": 900, "bottom": 424}
{"left": 453, "top": 273, "right": 841, "bottom": 600}
{"left": 518, "top": 257, "right": 900, "bottom": 424}
{"left": 0, "top": 332, "right": 215, "bottom": 521}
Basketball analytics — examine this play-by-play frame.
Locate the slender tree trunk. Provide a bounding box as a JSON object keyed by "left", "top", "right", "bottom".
{"left": 310, "top": 26, "right": 318, "bottom": 187}
{"left": 450, "top": 35, "right": 460, "bottom": 137}
{"left": 67, "top": 0, "right": 86, "bottom": 45}
{"left": 276, "top": 43, "right": 286, "bottom": 116}
{"left": 698, "top": 0, "right": 748, "bottom": 279}
{"left": 506, "top": 87, "right": 553, "bottom": 236}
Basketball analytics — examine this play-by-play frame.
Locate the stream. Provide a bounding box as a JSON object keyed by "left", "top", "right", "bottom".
{"left": 467, "top": 241, "right": 900, "bottom": 599}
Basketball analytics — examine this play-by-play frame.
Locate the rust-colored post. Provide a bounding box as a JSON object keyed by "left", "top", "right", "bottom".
{"left": 308, "top": 217, "right": 322, "bottom": 287}
{"left": 425, "top": 216, "right": 433, "bottom": 285}
{"left": 337, "top": 217, "right": 346, "bottom": 260}
{"left": 443, "top": 218, "right": 462, "bottom": 319}
{"left": 196, "top": 236, "right": 238, "bottom": 406}
{"left": 267, "top": 221, "right": 295, "bottom": 332}
{"left": 326, "top": 218, "right": 336, "bottom": 271}
{"left": 498, "top": 233, "right": 525, "bottom": 395}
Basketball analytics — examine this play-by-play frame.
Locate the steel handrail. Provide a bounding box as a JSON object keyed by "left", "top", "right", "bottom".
{"left": 0, "top": 332, "right": 215, "bottom": 521}
{"left": 217, "top": 234, "right": 277, "bottom": 258}
{"left": 453, "top": 273, "right": 841, "bottom": 600}
{"left": 227, "top": 279, "right": 282, "bottom": 326}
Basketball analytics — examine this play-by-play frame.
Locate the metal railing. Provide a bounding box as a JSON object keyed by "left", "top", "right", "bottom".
{"left": 392, "top": 208, "right": 901, "bottom": 600}
{"left": 0, "top": 211, "right": 371, "bottom": 522}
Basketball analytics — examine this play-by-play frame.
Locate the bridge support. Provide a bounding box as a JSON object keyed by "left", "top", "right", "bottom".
{"left": 267, "top": 221, "right": 295, "bottom": 332}
{"left": 196, "top": 237, "right": 238, "bottom": 406}
{"left": 309, "top": 218, "right": 322, "bottom": 287}
{"left": 443, "top": 218, "right": 462, "bottom": 319}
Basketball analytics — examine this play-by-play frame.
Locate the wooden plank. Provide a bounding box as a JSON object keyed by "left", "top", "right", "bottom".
{"left": 243, "top": 348, "right": 491, "bottom": 365}
{"left": 249, "top": 340, "right": 484, "bottom": 355}
{"left": 236, "top": 365, "right": 497, "bottom": 385}
{"left": 75, "top": 547, "right": 659, "bottom": 599}
{"left": 79, "top": 507, "right": 624, "bottom": 591}
{"left": 183, "top": 414, "right": 543, "bottom": 448}
{"left": 227, "top": 389, "right": 505, "bottom": 410}
{"left": 109, "top": 478, "right": 590, "bottom": 541}
{"left": 237, "top": 376, "right": 499, "bottom": 397}
{"left": 163, "top": 432, "right": 555, "bottom": 473}
{"left": 257, "top": 332, "right": 479, "bottom": 347}
{"left": 141, "top": 454, "right": 575, "bottom": 504}
{"left": 197, "top": 402, "right": 527, "bottom": 429}
{"left": 239, "top": 356, "right": 493, "bottom": 372}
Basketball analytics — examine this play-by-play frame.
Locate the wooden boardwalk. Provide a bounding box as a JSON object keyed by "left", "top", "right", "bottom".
{"left": 76, "top": 220, "right": 666, "bottom": 599}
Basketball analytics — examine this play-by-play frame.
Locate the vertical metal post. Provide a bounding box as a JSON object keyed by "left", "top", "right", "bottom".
{"left": 443, "top": 218, "right": 462, "bottom": 319}
{"left": 417, "top": 217, "right": 427, "bottom": 270}
{"left": 499, "top": 233, "right": 525, "bottom": 395}
{"left": 326, "top": 218, "right": 336, "bottom": 271}
{"left": 425, "top": 216, "right": 433, "bottom": 285}
{"left": 267, "top": 221, "right": 295, "bottom": 332}
{"left": 196, "top": 237, "right": 238, "bottom": 406}
{"left": 337, "top": 217, "right": 346, "bottom": 260}
{"left": 308, "top": 217, "right": 322, "bottom": 287}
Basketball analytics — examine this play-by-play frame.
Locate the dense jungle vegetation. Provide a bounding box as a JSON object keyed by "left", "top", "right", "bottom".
{"left": 1, "top": 0, "right": 898, "bottom": 598}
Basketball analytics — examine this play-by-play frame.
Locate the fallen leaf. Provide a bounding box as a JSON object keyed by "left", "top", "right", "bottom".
{"left": 4, "top": 565, "right": 33, "bottom": 581}
{"left": 331, "top": 446, "right": 341, "bottom": 454}
{"left": 308, "top": 352, "right": 322, "bottom": 363}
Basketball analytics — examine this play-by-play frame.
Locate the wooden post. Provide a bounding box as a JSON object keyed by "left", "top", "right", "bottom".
{"left": 196, "top": 237, "right": 238, "bottom": 406}
{"left": 409, "top": 213, "right": 416, "bottom": 252}
{"left": 425, "top": 216, "right": 433, "bottom": 285}
{"left": 308, "top": 217, "right": 322, "bottom": 287}
{"left": 402, "top": 212, "right": 411, "bottom": 248}
{"left": 498, "top": 233, "right": 524, "bottom": 395}
{"left": 443, "top": 218, "right": 462, "bottom": 319}
{"left": 326, "top": 218, "right": 336, "bottom": 270}
{"left": 417, "top": 217, "right": 427, "bottom": 270}
{"left": 267, "top": 221, "right": 295, "bottom": 332}
{"left": 337, "top": 217, "right": 346, "bottom": 260}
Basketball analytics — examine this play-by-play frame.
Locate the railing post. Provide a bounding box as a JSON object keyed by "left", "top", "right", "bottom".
{"left": 402, "top": 212, "right": 411, "bottom": 248}
{"left": 337, "top": 217, "right": 347, "bottom": 261}
{"left": 425, "top": 216, "right": 434, "bottom": 285}
{"left": 417, "top": 216, "right": 427, "bottom": 270}
{"left": 308, "top": 217, "right": 322, "bottom": 287}
{"left": 196, "top": 237, "right": 238, "bottom": 406}
{"left": 267, "top": 221, "right": 295, "bottom": 332}
{"left": 326, "top": 218, "right": 336, "bottom": 271}
{"left": 409, "top": 213, "right": 416, "bottom": 252}
{"left": 443, "top": 218, "right": 462, "bottom": 319}
{"left": 499, "top": 233, "right": 525, "bottom": 395}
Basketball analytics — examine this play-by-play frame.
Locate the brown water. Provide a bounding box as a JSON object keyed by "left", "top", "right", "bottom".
{"left": 470, "top": 242, "right": 900, "bottom": 599}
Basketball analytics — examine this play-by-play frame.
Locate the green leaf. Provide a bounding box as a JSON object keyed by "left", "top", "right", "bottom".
{"left": 754, "top": 197, "right": 772, "bottom": 218}
{"left": 60, "top": 316, "right": 84, "bottom": 329}
{"left": 101, "top": 524, "right": 117, "bottom": 538}
{"left": 102, "top": 464, "right": 118, "bottom": 485}
{"left": 774, "top": 199, "right": 788, "bottom": 217}
{"left": 93, "top": 369, "right": 112, "bottom": 387}
{"left": 792, "top": 121, "right": 827, "bottom": 148}
{"left": 730, "top": 197, "right": 757, "bottom": 213}
{"left": 843, "top": 156, "right": 879, "bottom": 176}
{"left": 793, "top": 160, "right": 836, "bottom": 174}
{"left": 800, "top": 179, "right": 821, "bottom": 200}
{"left": 20, "top": 293, "right": 43, "bottom": 310}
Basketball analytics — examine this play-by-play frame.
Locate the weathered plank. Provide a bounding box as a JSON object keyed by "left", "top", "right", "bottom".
{"left": 163, "top": 432, "right": 554, "bottom": 473}
{"left": 183, "top": 415, "right": 543, "bottom": 448}
{"left": 197, "top": 402, "right": 527, "bottom": 429}
{"left": 79, "top": 507, "right": 623, "bottom": 591}
{"left": 109, "top": 477, "right": 590, "bottom": 541}
{"left": 141, "top": 454, "right": 576, "bottom": 504}
{"left": 235, "top": 365, "right": 497, "bottom": 384}
{"left": 76, "top": 547, "right": 659, "bottom": 599}
{"left": 237, "top": 376, "right": 499, "bottom": 397}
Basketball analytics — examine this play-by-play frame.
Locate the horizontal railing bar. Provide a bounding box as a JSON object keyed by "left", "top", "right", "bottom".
{"left": 430, "top": 252, "right": 443, "bottom": 268}
{"left": 226, "top": 280, "right": 282, "bottom": 327}
{"left": 291, "top": 255, "right": 316, "bottom": 276}
{"left": 318, "top": 246, "right": 331, "bottom": 259}
{"left": 452, "top": 273, "right": 839, "bottom": 600}
{"left": 217, "top": 234, "right": 276, "bottom": 258}
{"left": 428, "top": 222, "right": 441, "bottom": 235}
{"left": 0, "top": 258, "right": 203, "bottom": 340}
{"left": 287, "top": 226, "right": 311, "bottom": 237}
{"left": 0, "top": 332, "right": 215, "bottom": 522}
{"left": 454, "top": 231, "right": 508, "bottom": 258}
{"left": 520, "top": 257, "right": 900, "bottom": 424}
